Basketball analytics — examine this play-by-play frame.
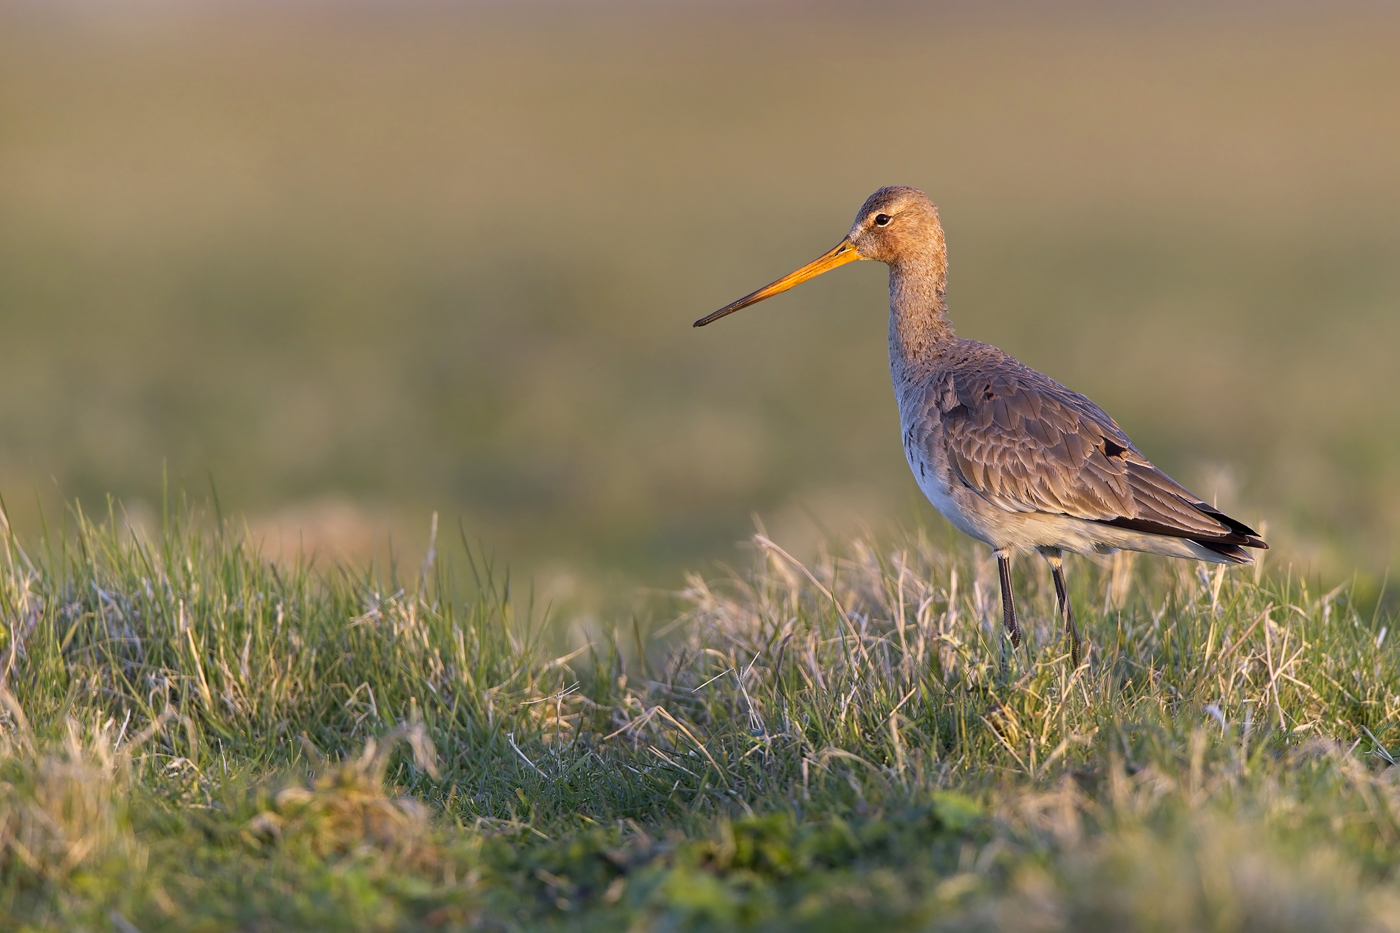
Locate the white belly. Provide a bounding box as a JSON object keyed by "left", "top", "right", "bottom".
{"left": 904, "top": 444, "right": 999, "bottom": 546}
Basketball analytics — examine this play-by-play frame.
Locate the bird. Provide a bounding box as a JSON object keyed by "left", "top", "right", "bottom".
{"left": 694, "top": 186, "right": 1266, "bottom": 667}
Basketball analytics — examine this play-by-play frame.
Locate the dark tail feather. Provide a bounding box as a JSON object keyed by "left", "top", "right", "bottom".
{"left": 1196, "top": 539, "right": 1256, "bottom": 564}
{"left": 1193, "top": 502, "right": 1269, "bottom": 550}
{"left": 1101, "top": 500, "right": 1269, "bottom": 558}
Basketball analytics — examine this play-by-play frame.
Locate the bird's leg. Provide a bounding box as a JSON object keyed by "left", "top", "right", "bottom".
{"left": 995, "top": 550, "right": 1021, "bottom": 648}
{"left": 1044, "top": 550, "right": 1081, "bottom": 668}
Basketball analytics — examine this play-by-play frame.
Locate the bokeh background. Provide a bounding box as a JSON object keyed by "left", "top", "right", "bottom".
{"left": 2, "top": 1, "right": 1398, "bottom": 608}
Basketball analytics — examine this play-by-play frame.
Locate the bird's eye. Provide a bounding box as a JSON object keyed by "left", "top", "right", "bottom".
{"left": 874, "top": 213, "right": 892, "bottom": 226}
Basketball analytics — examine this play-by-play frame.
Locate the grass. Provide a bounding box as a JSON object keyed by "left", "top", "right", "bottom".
{"left": 3, "top": 6, "right": 1398, "bottom": 928}
{"left": 1, "top": 501, "right": 1397, "bottom": 931}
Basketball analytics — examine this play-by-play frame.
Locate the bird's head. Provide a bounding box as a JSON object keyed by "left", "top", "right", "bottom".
{"left": 694, "top": 185, "right": 944, "bottom": 327}
{"left": 845, "top": 186, "right": 943, "bottom": 266}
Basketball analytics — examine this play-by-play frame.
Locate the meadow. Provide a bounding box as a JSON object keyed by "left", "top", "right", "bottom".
{"left": 2, "top": 3, "right": 1400, "bottom": 929}
{"left": 1, "top": 504, "right": 1397, "bottom": 930}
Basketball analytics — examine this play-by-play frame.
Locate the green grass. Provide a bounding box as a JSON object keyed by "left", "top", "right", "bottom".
{"left": 3, "top": 7, "right": 1397, "bottom": 927}
{"left": 1, "top": 503, "right": 1397, "bottom": 931}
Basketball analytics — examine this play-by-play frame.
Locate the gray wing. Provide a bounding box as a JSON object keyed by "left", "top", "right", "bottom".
{"left": 933, "top": 346, "right": 1265, "bottom": 551}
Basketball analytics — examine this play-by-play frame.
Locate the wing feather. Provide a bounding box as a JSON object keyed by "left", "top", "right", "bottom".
{"left": 934, "top": 343, "right": 1265, "bottom": 549}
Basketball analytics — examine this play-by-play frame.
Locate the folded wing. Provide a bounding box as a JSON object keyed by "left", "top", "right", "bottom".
{"left": 934, "top": 347, "right": 1266, "bottom": 559}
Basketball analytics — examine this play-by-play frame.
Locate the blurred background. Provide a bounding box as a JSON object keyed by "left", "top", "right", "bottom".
{"left": 1, "top": 1, "right": 1398, "bottom": 609}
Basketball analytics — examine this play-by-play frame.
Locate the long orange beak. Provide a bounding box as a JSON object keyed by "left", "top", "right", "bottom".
{"left": 693, "top": 237, "right": 862, "bottom": 327}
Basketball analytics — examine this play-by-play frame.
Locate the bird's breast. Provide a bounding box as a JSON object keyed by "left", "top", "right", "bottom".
{"left": 897, "top": 385, "right": 997, "bottom": 546}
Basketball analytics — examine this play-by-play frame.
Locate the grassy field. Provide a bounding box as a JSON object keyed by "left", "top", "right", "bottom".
{"left": 1, "top": 504, "right": 1397, "bottom": 931}
{"left": 2, "top": 2, "right": 1400, "bottom": 602}
{"left": 3, "top": 4, "right": 1399, "bottom": 927}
